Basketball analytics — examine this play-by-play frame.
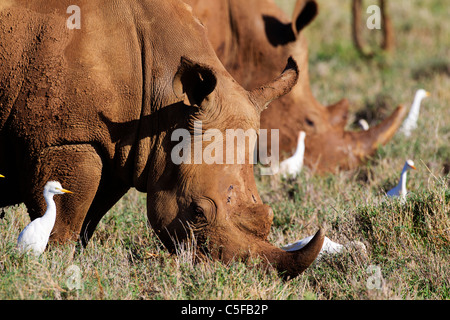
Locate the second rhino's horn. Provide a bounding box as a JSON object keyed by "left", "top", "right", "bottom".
{"left": 351, "top": 104, "right": 407, "bottom": 157}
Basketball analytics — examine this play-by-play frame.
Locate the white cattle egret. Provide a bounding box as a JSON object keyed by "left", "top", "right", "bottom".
{"left": 386, "top": 159, "right": 416, "bottom": 202}
{"left": 278, "top": 131, "right": 306, "bottom": 178}
{"left": 17, "top": 181, "right": 72, "bottom": 256}
{"left": 399, "top": 89, "right": 430, "bottom": 137}
{"left": 358, "top": 119, "right": 369, "bottom": 131}
{"left": 282, "top": 235, "right": 366, "bottom": 260}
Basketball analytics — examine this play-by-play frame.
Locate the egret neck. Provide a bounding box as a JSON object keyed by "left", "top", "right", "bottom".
{"left": 293, "top": 131, "right": 305, "bottom": 159}
{"left": 40, "top": 189, "right": 58, "bottom": 235}
{"left": 399, "top": 165, "right": 409, "bottom": 198}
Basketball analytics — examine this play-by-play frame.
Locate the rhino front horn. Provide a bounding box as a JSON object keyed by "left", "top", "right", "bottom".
{"left": 352, "top": 104, "right": 407, "bottom": 157}
{"left": 257, "top": 228, "right": 325, "bottom": 279}
{"left": 249, "top": 57, "right": 300, "bottom": 112}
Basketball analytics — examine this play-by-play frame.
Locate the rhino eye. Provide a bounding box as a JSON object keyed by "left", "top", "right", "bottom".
{"left": 194, "top": 205, "right": 205, "bottom": 217}
{"left": 306, "top": 118, "right": 315, "bottom": 127}
{"left": 191, "top": 198, "right": 217, "bottom": 224}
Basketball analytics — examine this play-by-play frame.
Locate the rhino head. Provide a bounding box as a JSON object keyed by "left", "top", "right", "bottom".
{"left": 259, "top": 0, "right": 406, "bottom": 173}
{"left": 146, "top": 56, "right": 324, "bottom": 278}
{"left": 185, "top": 0, "right": 407, "bottom": 173}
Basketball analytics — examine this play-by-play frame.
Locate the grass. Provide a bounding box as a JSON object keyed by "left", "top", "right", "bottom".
{"left": 1, "top": 0, "right": 449, "bottom": 300}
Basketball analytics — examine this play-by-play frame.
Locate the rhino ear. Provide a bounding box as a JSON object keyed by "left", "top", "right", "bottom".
{"left": 173, "top": 57, "right": 217, "bottom": 107}
{"left": 292, "top": 0, "right": 318, "bottom": 34}
{"left": 327, "top": 98, "right": 350, "bottom": 128}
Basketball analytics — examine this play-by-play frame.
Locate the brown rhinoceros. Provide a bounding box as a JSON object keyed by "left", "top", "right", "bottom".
{"left": 185, "top": 0, "right": 406, "bottom": 173}
{"left": 0, "top": 0, "right": 324, "bottom": 277}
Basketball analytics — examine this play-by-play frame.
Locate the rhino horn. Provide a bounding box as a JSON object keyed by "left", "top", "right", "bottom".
{"left": 352, "top": 104, "right": 407, "bottom": 156}
{"left": 258, "top": 228, "right": 325, "bottom": 279}
{"left": 249, "top": 57, "right": 299, "bottom": 113}
{"left": 302, "top": 104, "right": 407, "bottom": 173}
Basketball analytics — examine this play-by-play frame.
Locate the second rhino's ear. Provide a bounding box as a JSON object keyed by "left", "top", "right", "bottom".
{"left": 292, "top": 0, "right": 318, "bottom": 35}
{"left": 173, "top": 56, "right": 217, "bottom": 107}
{"left": 327, "top": 98, "right": 350, "bottom": 128}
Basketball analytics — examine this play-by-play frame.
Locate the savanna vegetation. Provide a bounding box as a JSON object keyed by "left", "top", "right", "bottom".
{"left": 1, "top": 0, "right": 449, "bottom": 300}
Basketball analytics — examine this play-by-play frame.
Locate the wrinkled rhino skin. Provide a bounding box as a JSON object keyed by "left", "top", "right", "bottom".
{"left": 0, "top": 0, "right": 324, "bottom": 278}
{"left": 185, "top": 0, "right": 406, "bottom": 173}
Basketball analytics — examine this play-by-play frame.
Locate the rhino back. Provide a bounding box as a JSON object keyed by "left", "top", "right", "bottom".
{"left": 0, "top": 1, "right": 145, "bottom": 150}
{"left": 0, "top": 0, "right": 227, "bottom": 190}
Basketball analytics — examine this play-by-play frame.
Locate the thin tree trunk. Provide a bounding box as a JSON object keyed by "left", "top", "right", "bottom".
{"left": 351, "top": 0, "right": 395, "bottom": 58}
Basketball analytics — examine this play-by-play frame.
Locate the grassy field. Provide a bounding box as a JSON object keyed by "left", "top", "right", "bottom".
{"left": 1, "top": 0, "right": 449, "bottom": 300}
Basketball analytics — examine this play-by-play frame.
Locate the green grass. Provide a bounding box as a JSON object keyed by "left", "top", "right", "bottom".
{"left": 1, "top": 0, "right": 449, "bottom": 300}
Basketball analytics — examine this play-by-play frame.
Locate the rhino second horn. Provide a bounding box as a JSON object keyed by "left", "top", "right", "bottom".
{"left": 249, "top": 57, "right": 300, "bottom": 113}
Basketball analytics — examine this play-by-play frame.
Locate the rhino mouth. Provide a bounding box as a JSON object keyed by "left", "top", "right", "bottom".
{"left": 172, "top": 219, "right": 325, "bottom": 279}
{"left": 224, "top": 228, "right": 325, "bottom": 279}
{"left": 160, "top": 205, "right": 324, "bottom": 279}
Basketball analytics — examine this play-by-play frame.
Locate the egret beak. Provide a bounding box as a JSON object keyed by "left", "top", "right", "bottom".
{"left": 0, "top": 174, "right": 4, "bottom": 178}
{"left": 410, "top": 164, "right": 417, "bottom": 170}
{"left": 59, "top": 188, "right": 73, "bottom": 194}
